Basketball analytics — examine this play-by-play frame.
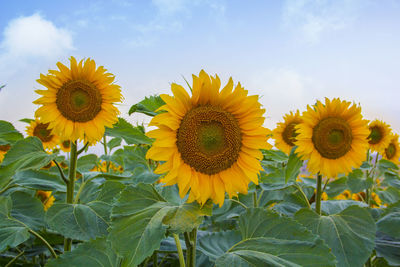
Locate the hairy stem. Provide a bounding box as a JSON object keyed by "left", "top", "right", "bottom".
{"left": 315, "top": 173, "right": 323, "bottom": 215}
{"left": 28, "top": 229, "right": 57, "bottom": 258}
{"left": 173, "top": 234, "right": 186, "bottom": 267}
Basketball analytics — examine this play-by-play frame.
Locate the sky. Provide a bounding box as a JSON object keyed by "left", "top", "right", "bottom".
{"left": 1, "top": 0, "right": 400, "bottom": 146}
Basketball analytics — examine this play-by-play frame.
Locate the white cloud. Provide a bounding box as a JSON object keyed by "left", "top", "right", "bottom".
{"left": 1, "top": 13, "right": 74, "bottom": 59}
{"left": 282, "top": 0, "right": 363, "bottom": 43}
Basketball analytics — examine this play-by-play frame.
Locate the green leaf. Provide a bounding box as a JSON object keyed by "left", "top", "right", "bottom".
{"left": 77, "top": 154, "right": 98, "bottom": 172}
{"left": 0, "top": 120, "right": 23, "bottom": 145}
{"left": 379, "top": 159, "right": 399, "bottom": 171}
{"left": 0, "top": 137, "right": 57, "bottom": 188}
{"left": 346, "top": 169, "right": 372, "bottom": 193}
{"left": 107, "top": 137, "right": 122, "bottom": 150}
{"left": 198, "top": 231, "right": 241, "bottom": 261}
{"left": 216, "top": 237, "right": 336, "bottom": 267}
{"left": 128, "top": 95, "right": 165, "bottom": 116}
{"left": 382, "top": 172, "right": 400, "bottom": 189}
{"left": 19, "top": 118, "right": 34, "bottom": 124}
{"left": 131, "top": 167, "right": 160, "bottom": 184}
{"left": 105, "top": 118, "right": 152, "bottom": 145}
{"left": 46, "top": 203, "right": 109, "bottom": 241}
{"left": 109, "top": 183, "right": 210, "bottom": 267}
{"left": 375, "top": 232, "right": 400, "bottom": 266}
{"left": 377, "top": 207, "right": 400, "bottom": 238}
{"left": 317, "top": 200, "right": 367, "bottom": 215}
{"left": 377, "top": 187, "right": 400, "bottom": 204}
{"left": 285, "top": 148, "right": 303, "bottom": 183}
{"left": 10, "top": 191, "right": 45, "bottom": 230}
{"left": 13, "top": 170, "right": 66, "bottom": 192}
{"left": 123, "top": 145, "right": 149, "bottom": 171}
{"left": 46, "top": 237, "right": 119, "bottom": 267}
{"left": 0, "top": 196, "right": 30, "bottom": 252}
{"left": 295, "top": 206, "right": 376, "bottom": 267}
{"left": 262, "top": 149, "right": 288, "bottom": 162}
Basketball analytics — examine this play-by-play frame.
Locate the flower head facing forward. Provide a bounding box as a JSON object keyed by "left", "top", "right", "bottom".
{"left": 367, "top": 120, "right": 392, "bottom": 153}
{"left": 146, "top": 70, "right": 271, "bottom": 206}
{"left": 26, "top": 119, "right": 59, "bottom": 150}
{"left": 295, "top": 98, "right": 369, "bottom": 178}
{"left": 273, "top": 110, "right": 302, "bottom": 154}
{"left": 383, "top": 134, "right": 400, "bottom": 164}
{"left": 34, "top": 56, "right": 123, "bottom": 144}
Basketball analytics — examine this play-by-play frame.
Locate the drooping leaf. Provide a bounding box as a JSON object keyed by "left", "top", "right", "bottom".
{"left": 295, "top": 206, "right": 376, "bottom": 267}
{"left": 109, "top": 183, "right": 210, "bottom": 267}
{"left": 105, "top": 118, "right": 152, "bottom": 145}
{"left": 128, "top": 95, "right": 165, "bottom": 116}
{"left": 19, "top": 118, "right": 34, "bottom": 124}
{"left": 346, "top": 169, "right": 372, "bottom": 193}
{"left": 0, "top": 196, "right": 30, "bottom": 252}
{"left": 0, "top": 120, "right": 23, "bottom": 145}
{"left": 317, "top": 200, "right": 367, "bottom": 215}
{"left": 262, "top": 149, "right": 288, "bottom": 162}
{"left": 378, "top": 159, "right": 399, "bottom": 172}
{"left": 10, "top": 191, "right": 45, "bottom": 230}
{"left": 13, "top": 170, "right": 66, "bottom": 192}
{"left": 375, "top": 231, "right": 400, "bottom": 266}
{"left": 107, "top": 137, "right": 122, "bottom": 150}
{"left": 76, "top": 154, "right": 98, "bottom": 172}
{"left": 46, "top": 203, "right": 109, "bottom": 241}
{"left": 377, "top": 201, "right": 400, "bottom": 238}
{"left": 197, "top": 231, "right": 241, "bottom": 261}
{"left": 46, "top": 237, "right": 120, "bottom": 267}
{"left": 325, "top": 177, "right": 348, "bottom": 197}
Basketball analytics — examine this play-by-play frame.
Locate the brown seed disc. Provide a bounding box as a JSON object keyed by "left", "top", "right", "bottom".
{"left": 176, "top": 105, "right": 242, "bottom": 175}
{"left": 0, "top": 144, "right": 10, "bottom": 152}
{"left": 368, "top": 126, "right": 383, "bottom": 144}
{"left": 312, "top": 117, "right": 353, "bottom": 159}
{"left": 282, "top": 122, "right": 299, "bottom": 147}
{"left": 56, "top": 79, "right": 102, "bottom": 122}
{"left": 33, "top": 123, "right": 54, "bottom": 142}
{"left": 62, "top": 140, "right": 71, "bottom": 149}
{"left": 385, "top": 143, "right": 396, "bottom": 160}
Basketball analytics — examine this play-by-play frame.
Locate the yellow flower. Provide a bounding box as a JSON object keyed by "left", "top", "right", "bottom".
{"left": 371, "top": 192, "right": 382, "bottom": 208}
{"left": 0, "top": 144, "right": 11, "bottom": 163}
{"left": 335, "top": 189, "right": 352, "bottom": 200}
{"left": 295, "top": 98, "right": 369, "bottom": 178}
{"left": 272, "top": 110, "right": 302, "bottom": 154}
{"left": 59, "top": 140, "right": 71, "bottom": 153}
{"left": 146, "top": 70, "right": 271, "bottom": 206}
{"left": 382, "top": 134, "right": 400, "bottom": 164}
{"left": 36, "top": 190, "right": 55, "bottom": 211}
{"left": 26, "top": 119, "right": 59, "bottom": 150}
{"left": 352, "top": 192, "right": 365, "bottom": 202}
{"left": 367, "top": 120, "right": 392, "bottom": 153}
{"left": 34, "top": 57, "right": 123, "bottom": 144}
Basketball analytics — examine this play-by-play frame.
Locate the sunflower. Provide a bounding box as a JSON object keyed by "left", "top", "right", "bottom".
{"left": 146, "top": 70, "right": 270, "bottom": 206}
{"left": 367, "top": 120, "right": 391, "bottom": 153}
{"left": 26, "top": 119, "right": 59, "bottom": 150}
{"left": 295, "top": 98, "right": 369, "bottom": 178}
{"left": 382, "top": 134, "right": 400, "bottom": 164}
{"left": 36, "top": 190, "right": 55, "bottom": 211}
{"left": 273, "top": 110, "right": 302, "bottom": 154}
{"left": 59, "top": 140, "right": 71, "bottom": 152}
{"left": 0, "top": 144, "right": 11, "bottom": 163}
{"left": 34, "top": 57, "right": 122, "bottom": 144}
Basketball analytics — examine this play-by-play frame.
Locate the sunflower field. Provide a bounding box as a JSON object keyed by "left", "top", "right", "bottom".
{"left": 1, "top": 58, "right": 400, "bottom": 267}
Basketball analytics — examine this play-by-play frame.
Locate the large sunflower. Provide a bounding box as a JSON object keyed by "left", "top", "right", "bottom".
{"left": 146, "top": 70, "right": 270, "bottom": 206}
{"left": 272, "top": 110, "right": 302, "bottom": 154}
{"left": 367, "top": 120, "right": 392, "bottom": 153}
{"left": 26, "top": 119, "right": 59, "bottom": 150}
{"left": 382, "top": 134, "right": 400, "bottom": 164}
{"left": 295, "top": 98, "right": 369, "bottom": 178}
{"left": 34, "top": 57, "right": 122, "bottom": 144}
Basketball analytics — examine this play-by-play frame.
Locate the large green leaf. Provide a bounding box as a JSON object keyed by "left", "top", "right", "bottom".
{"left": 317, "top": 200, "right": 367, "bottom": 215}
{"left": 122, "top": 145, "right": 149, "bottom": 171}
{"left": 377, "top": 201, "right": 400, "bottom": 238}
{"left": 0, "top": 120, "right": 23, "bottom": 145}
{"left": 128, "top": 95, "right": 165, "bottom": 116}
{"left": 46, "top": 203, "right": 109, "bottom": 241}
{"left": 105, "top": 118, "right": 152, "bottom": 145}
{"left": 108, "top": 183, "right": 210, "bottom": 267}
{"left": 0, "top": 196, "right": 30, "bottom": 252}
{"left": 77, "top": 154, "right": 98, "bottom": 172}
{"left": 216, "top": 237, "right": 336, "bottom": 267}
{"left": 285, "top": 148, "right": 303, "bottom": 183}
{"left": 295, "top": 206, "right": 376, "bottom": 267}
{"left": 13, "top": 170, "right": 66, "bottom": 192}
{"left": 10, "top": 191, "right": 45, "bottom": 230}
{"left": 46, "top": 237, "right": 119, "bottom": 267}
{"left": 0, "top": 137, "right": 57, "bottom": 188}
{"left": 262, "top": 149, "right": 288, "bottom": 162}
{"left": 325, "top": 177, "right": 348, "bottom": 197}
{"left": 375, "top": 232, "right": 400, "bottom": 266}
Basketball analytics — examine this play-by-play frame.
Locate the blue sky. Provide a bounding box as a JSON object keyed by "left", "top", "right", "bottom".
{"left": 1, "top": 0, "right": 400, "bottom": 139}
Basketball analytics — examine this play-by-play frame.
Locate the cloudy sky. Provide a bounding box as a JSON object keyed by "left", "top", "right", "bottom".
{"left": 1, "top": 0, "right": 400, "bottom": 139}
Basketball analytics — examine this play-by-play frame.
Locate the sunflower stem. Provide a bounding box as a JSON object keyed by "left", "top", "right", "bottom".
{"left": 64, "top": 141, "right": 78, "bottom": 252}
{"left": 28, "top": 229, "right": 57, "bottom": 258}
{"left": 253, "top": 191, "right": 258, "bottom": 207}
{"left": 173, "top": 234, "right": 186, "bottom": 267}
{"left": 190, "top": 228, "right": 197, "bottom": 267}
{"left": 315, "top": 173, "right": 323, "bottom": 215}
{"left": 77, "top": 142, "right": 89, "bottom": 155}
{"left": 5, "top": 250, "right": 25, "bottom": 267}
{"left": 53, "top": 160, "right": 68, "bottom": 184}
{"left": 103, "top": 136, "right": 110, "bottom": 172}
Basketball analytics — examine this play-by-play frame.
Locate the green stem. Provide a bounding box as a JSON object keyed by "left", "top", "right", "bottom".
{"left": 295, "top": 183, "right": 311, "bottom": 209}
{"left": 28, "top": 229, "right": 57, "bottom": 258}
{"left": 153, "top": 251, "right": 158, "bottom": 267}
{"left": 253, "top": 191, "right": 258, "bottom": 207}
{"left": 230, "top": 198, "right": 248, "bottom": 209}
{"left": 53, "top": 160, "right": 68, "bottom": 184}
{"left": 64, "top": 141, "right": 78, "bottom": 252}
{"left": 0, "top": 182, "right": 17, "bottom": 195}
{"left": 5, "top": 250, "right": 25, "bottom": 267}
{"left": 184, "top": 232, "right": 192, "bottom": 266}
{"left": 188, "top": 228, "right": 197, "bottom": 267}
{"left": 315, "top": 173, "right": 323, "bottom": 215}
{"left": 103, "top": 136, "right": 110, "bottom": 172}
{"left": 173, "top": 234, "right": 186, "bottom": 267}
